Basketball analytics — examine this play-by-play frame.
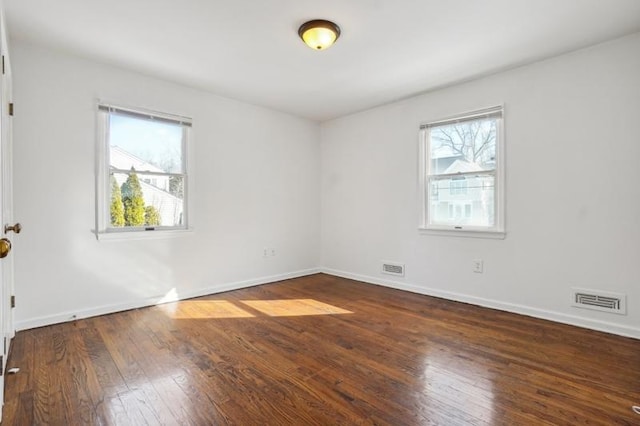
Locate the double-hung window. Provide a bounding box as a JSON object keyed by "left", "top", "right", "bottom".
{"left": 96, "top": 103, "right": 191, "bottom": 237}
{"left": 419, "top": 106, "right": 504, "bottom": 237}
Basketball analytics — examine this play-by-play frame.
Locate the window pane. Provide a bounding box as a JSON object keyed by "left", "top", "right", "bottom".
{"left": 110, "top": 171, "right": 184, "bottom": 228}
{"left": 430, "top": 118, "right": 496, "bottom": 174}
{"left": 429, "top": 175, "right": 495, "bottom": 227}
{"left": 109, "top": 113, "right": 183, "bottom": 173}
{"left": 449, "top": 179, "right": 468, "bottom": 195}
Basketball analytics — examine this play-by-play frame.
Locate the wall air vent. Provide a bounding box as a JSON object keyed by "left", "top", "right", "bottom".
{"left": 382, "top": 262, "right": 405, "bottom": 277}
{"left": 571, "top": 288, "right": 626, "bottom": 315}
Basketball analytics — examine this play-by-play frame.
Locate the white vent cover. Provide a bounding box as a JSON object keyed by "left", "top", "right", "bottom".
{"left": 571, "top": 288, "right": 626, "bottom": 315}
{"left": 382, "top": 262, "right": 405, "bottom": 277}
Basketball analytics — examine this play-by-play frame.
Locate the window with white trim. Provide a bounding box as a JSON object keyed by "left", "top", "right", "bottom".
{"left": 96, "top": 104, "right": 191, "bottom": 236}
{"left": 419, "top": 106, "right": 504, "bottom": 236}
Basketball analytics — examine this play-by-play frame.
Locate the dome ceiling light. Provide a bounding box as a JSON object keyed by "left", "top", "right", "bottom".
{"left": 298, "top": 20, "right": 341, "bottom": 51}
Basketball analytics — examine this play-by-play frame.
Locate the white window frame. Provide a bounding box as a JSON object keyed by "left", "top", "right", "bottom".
{"left": 95, "top": 102, "right": 193, "bottom": 240}
{"left": 418, "top": 106, "right": 505, "bottom": 239}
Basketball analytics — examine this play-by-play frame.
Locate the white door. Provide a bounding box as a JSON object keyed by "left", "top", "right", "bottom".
{"left": 0, "top": 6, "right": 15, "bottom": 421}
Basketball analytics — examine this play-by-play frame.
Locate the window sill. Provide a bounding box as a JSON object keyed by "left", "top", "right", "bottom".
{"left": 95, "top": 228, "right": 193, "bottom": 241}
{"left": 418, "top": 227, "right": 505, "bottom": 240}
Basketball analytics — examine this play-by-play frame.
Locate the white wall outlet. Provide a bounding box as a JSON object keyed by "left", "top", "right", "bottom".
{"left": 472, "top": 259, "right": 483, "bottom": 273}
{"left": 263, "top": 248, "right": 268, "bottom": 258}
{"left": 270, "top": 248, "right": 276, "bottom": 256}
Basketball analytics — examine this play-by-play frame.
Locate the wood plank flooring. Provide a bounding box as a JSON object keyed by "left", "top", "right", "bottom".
{"left": 3, "top": 273, "right": 640, "bottom": 425}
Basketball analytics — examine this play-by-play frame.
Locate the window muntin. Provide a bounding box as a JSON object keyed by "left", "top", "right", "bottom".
{"left": 420, "top": 106, "right": 504, "bottom": 234}
{"left": 97, "top": 104, "right": 191, "bottom": 235}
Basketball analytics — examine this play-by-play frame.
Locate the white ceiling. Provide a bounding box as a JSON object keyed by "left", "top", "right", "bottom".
{"left": 5, "top": 0, "right": 640, "bottom": 121}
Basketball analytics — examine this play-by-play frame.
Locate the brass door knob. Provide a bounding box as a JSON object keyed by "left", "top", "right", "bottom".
{"left": 0, "top": 238, "right": 11, "bottom": 258}
{"left": 4, "top": 223, "right": 21, "bottom": 234}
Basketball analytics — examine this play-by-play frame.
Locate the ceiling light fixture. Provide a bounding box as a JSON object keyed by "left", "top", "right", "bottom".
{"left": 298, "top": 19, "right": 341, "bottom": 50}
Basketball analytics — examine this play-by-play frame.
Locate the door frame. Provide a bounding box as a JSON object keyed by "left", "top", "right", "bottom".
{"left": 0, "top": 3, "right": 15, "bottom": 421}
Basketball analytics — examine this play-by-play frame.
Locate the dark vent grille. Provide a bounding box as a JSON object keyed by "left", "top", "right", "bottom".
{"left": 575, "top": 293, "right": 620, "bottom": 310}
{"left": 382, "top": 263, "right": 404, "bottom": 276}
{"left": 572, "top": 288, "right": 626, "bottom": 315}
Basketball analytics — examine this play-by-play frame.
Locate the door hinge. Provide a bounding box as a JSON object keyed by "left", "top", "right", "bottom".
{"left": 2, "top": 56, "right": 4, "bottom": 75}
{"left": 0, "top": 355, "right": 3, "bottom": 376}
{"left": 10, "top": 295, "right": 15, "bottom": 308}
{"left": 8, "top": 103, "right": 13, "bottom": 116}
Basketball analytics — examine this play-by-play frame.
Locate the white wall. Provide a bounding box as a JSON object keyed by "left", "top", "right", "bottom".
{"left": 11, "top": 34, "right": 640, "bottom": 339}
{"left": 320, "top": 33, "right": 640, "bottom": 338}
{"left": 12, "top": 42, "right": 321, "bottom": 329}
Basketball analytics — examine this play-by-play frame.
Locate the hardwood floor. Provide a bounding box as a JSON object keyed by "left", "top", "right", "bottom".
{"left": 3, "top": 273, "right": 639, "bottom": 425}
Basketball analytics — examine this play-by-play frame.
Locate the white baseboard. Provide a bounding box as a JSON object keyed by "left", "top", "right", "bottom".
{"left": 321, "top": 268, "right": 640, "bottom": 340}
{"left": 15, "top": 268, "right": 321, "bottom": 331}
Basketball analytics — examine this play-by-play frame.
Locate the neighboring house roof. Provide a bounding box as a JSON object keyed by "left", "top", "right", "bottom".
{"left": 138, "top": 179, "right": 183, "bottom": 226}
{"left": 138, "top": 179, "right": 180, "bottom": 202}
{"left": 431, "top": 155, "right": 462, "bottom": 174}
{"left": 443, "top": 159, "right": 485, "bottom": 174}
{"left": 110, "top": 146, "right": 165, "bottom": 173}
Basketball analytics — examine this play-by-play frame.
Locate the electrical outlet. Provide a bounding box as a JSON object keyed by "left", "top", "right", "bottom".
{"left": 270, "top": 248, "right": 276, "bottom": 256}
{"left": 472, "top": 259, "right": 483, "bottom": 273}
{"left": 263, "top": 248, "right": 268, "bottom": 258}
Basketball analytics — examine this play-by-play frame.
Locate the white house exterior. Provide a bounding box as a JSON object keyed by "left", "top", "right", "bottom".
{"left": 430, "top": 156, "right": 494, "bottom": 226}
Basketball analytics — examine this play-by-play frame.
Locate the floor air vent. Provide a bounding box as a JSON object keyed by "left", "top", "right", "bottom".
{"left": 572, "top": 288, "right": 626, "bottom": 315}
{"left": 382, "top": 262, "right": 405, "bottom": 277}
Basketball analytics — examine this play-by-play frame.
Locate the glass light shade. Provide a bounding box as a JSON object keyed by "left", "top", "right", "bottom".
{"left": 298, "top": 20, "right": 340, "bottom": 50}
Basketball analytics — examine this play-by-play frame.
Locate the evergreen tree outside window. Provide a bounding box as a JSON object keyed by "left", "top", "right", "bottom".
{"left": 121, "top": 169, "right": 146, "bottom": 226}
{"left": 144, "top": 206, "right": 161, "bottom": 226}
{"left": 109, "top": 176, "right": 125, "bottom": 227}
{"left": 96, "top": 103, "right": 191, "bottom": 237}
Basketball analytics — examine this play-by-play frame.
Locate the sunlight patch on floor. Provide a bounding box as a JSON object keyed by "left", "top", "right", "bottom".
{"left": 165, "top": 300, "right": 255, "bottom": 319}
{"left": 241, "top": 299, "right": 353, "bottom": 317}
{"left": 160, "top": 298, "right": 353, "bottom": 319}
